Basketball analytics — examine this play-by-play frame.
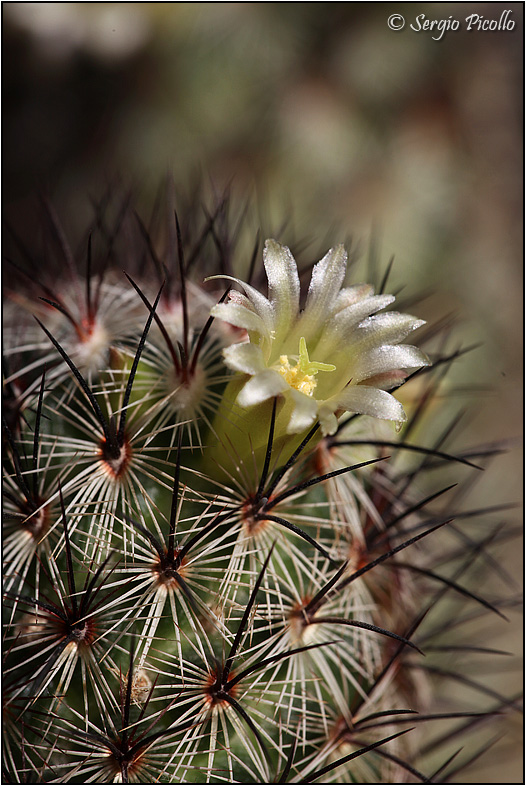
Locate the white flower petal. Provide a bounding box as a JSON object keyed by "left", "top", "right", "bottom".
{"left": 336, "top": 295, "right": 396, "bottom": 329}
{"left": 334, "top": 284, "right": 374, "bottom": 313}
{"left": 227, "top": 289, "right": 260, "bottom": 312}
{"left": 352, "top": 313, "right": 426, "bottom": 350}
{"left": 334, "top": 385, "right": 407, "bottom": 423}
{"left": 318, "top": 404, "right": 339, "bottom": 436}
{"left": 287, "top": 389, "right": 319, "bottom": 434}
{"left": 314, "top": 295, "right": 395, "bottom": 356}
{"left": 302, "top": 245, "right": 347, "bottom": 328}
{"left": 353, "top": 345, "right": 430, "bottom": 383}
{"left": 212, "top": 302, "right": 270, "bottom": 342}
{"left": 236, "top": 369, "right": 289, "bottom": 408}
{"left": 208, "top": 274, "right": 274, "bottom": 330}
{"left": 223, "top": 343, "right": 266, "bottom": 375}
{"left": 360, "top": 370, "right": 408, "bottom": 391}
{"left": 263, "top": 240, "right": 300, "bottom": 337}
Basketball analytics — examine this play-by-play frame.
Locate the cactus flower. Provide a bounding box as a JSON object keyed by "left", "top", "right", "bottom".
{"left": 211, "top": 239, "right": 429, "bottom": 435}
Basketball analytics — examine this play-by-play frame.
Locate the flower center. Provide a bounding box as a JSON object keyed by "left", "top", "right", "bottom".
{"left": 276, "top": 337, "right": 336, "bottom": 397}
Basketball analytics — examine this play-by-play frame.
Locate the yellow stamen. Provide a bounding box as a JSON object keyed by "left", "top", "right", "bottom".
{"left": 277, "top": 338, "right": 336, "bottom": 396}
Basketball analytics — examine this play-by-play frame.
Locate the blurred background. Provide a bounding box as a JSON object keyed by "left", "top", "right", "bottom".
{"left": 3, "top": 3, "right": 523, "bottom": 781}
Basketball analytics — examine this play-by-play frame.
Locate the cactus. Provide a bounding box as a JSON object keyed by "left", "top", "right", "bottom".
{"left": 3, "top": 190, "right": 519, "bottom": 783}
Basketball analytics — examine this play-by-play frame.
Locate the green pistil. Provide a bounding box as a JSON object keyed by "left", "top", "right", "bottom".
{"left": 298, "top": 337, "right": 336, "bottom": 376}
